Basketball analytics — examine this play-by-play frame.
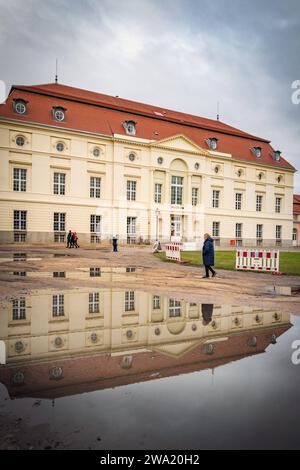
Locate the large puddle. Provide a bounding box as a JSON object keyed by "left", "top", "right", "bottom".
{"left": 0, "top": 288, "right": 299, "bottom": 449}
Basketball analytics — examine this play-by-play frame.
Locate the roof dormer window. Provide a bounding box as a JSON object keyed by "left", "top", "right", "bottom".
{"left": 53, "top": 106, "right": 66, "bottom": 122}
{"left": 123, "top": 120, "right": 136, "bottom": 135}
{"left": 252, "top": 146, "right": 262, "bottom": 158}
{"left": 273, "top": 150, "right": 281, "bottom": 161}
{"left": 207, "top": 137, "right": 218, "bottom": 150}
{"left": 13, "top": 99, "right": 27, "bottom": 115}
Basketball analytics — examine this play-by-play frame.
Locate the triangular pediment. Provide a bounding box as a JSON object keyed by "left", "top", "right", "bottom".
{"left": 151, "top": 134, "right": 210, "bottom": 155}
{"left": 153, "top": 339, "right": 202, "bottom": 358}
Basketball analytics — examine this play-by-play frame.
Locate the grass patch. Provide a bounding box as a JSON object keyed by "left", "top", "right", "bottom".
{"left": 155, "top": 251, "right": 300, "bottom": 276}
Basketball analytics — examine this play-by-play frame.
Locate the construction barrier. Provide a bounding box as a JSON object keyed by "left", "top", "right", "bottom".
{"left": 165, "top": 243, "right": 182, "bottom": 261}
{"left": 236, "top": 249, "right": 280, "bottom": 272}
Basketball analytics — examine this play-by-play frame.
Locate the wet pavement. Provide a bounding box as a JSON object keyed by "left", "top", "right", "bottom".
{"left": 0, "top": 287, "right": 300, "bottom": 449}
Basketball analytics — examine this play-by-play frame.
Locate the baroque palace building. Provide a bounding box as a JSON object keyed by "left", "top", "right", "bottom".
{"left": 0, "top": 82, "right": 296, "bottom": 246}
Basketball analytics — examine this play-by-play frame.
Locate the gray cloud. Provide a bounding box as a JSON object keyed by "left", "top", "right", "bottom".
{"left": 0, "top": 0, "right": 299, "bottom": 189}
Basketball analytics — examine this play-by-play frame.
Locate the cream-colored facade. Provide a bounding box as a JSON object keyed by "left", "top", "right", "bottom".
{"left": 0, "top": 287, "right": 289, "bottom": 365}
{"left": 0, "top": 119, "right": 294, "bottom": 246}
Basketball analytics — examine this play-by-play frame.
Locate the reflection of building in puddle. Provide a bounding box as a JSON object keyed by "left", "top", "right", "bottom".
{"left": 0, "top": 288, "right": 291, "bottom": 398}
{"left": 9, "top": 267, "right": 138, "bottom": 281}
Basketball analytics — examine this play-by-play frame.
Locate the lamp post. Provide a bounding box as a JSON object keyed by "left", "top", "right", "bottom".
{"left": 155, "top": 207, "right": 160, "bottom": 242}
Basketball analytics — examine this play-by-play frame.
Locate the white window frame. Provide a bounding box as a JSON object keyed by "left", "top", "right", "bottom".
{"left": 125, "top": 291, "right": 135, "bottom": 311}
{"left": 192, "top": 187, "right": 198, "bottom": 206}
{"left": 171, "top": 176, "right": 183, "bottom": 205}
{"left": 256, "top": 195, "right": 263, "bottom": 212}
{"left": 212, "top": 190, "right": 220, "bottom": 208}
{"left": 256, "top": 224, "right": 263, "bottom": 239}
{"left": 90, "top": 214, "right": 101, "bottom": 234}
{"left": 13, "top": 168, "right": 27, "bottom": 192}
{"left": 52, "top": 294, "right": 64, "bottom": 317}
{"left": 53, "top": 172, "right": 66, "bottom": 195}
{"left": 154, "top": 183, "right": 162, "bottom": 203}
{"left": 89, "top": 292, "right": 100, "bottom": 314}
{"left": 14, "top": 210, "right": 27, "bottom": 230}
{"left": 276, "top": 225, "right": 282, "bottom": 240}
{"left": 153, "top": 295, "right": 161, "bottom": 310}
{"left": 169, "top": 299, "right": 182, "bottom": 317}
{"left": 275, "top": 197, "right": 281, "bottom": 213}
{"left": 212, "top": 221, "right": 220, "bottom": 237}
{"left": 90, "top": 176, "right": 101, "bottom": 198}
{"left": 235, "top": 223, "right": 242, "bottom": 238}
{"left": 235, "top": 193, "right": 242, "bottom": 210}
{"left": 12, "top": 297, "right": 26, "bottom": 320}
{"left": 53, "top": 212, "right": 65, "bottom": 232}
{"left": 127, "top": 180, "right": 136, "bottom": 201}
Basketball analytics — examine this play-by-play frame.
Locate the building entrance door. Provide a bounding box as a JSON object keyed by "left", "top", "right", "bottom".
{"left": 170, "top": 215, "right": 182, "bottom": 241}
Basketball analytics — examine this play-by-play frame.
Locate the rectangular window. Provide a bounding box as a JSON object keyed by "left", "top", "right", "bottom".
{"left": 53, "top": 212, "right": 65, "bottom": 232}
{"left": 13, "top": 168, "right": 27, "bottom": 192}
{"left": 171, "top": 176, "right": 183, "bottom": 205}
{"left": 89, "top": 292, "right": 99, "bottom": 314}
{"left": 275, "top": 197, "right": 281, "bottom": 213}
{"left": 212, "top": 221, "right": 220, "bottom": 237}
{"left": 256, "top": 224, "right": 263, "bottom": 239}
{"left": 169, "top": 299, "right": 181, "bottom": 317}
{"left": 13, "top": 210, "right": 27, "bottom": 230}
{"left": 90, "top": 177, "right": 101, "bottom": 198}
{"left": 276, "top": 225, "right": 282, "bottom": 240}
{"left": 52, "top": 294, "right": 64, "bottom": 317}
{"left": 235, "top": 223, "right": 242, "bottom": 239}
{"left": 154, "top": 183, "right": 162, "bottom": 203}
{"left": 127, "top": 217, "right": 136, "bottom": 244}
{"left": 153, "top": 295, "right": 161, "bottom": 310}
{"left": 256, "top": 195, "right": 263, "bottom": 212}
{"left": 235, "top": 193, "right": 242, "bottom": 210}
{"left": 90, "top": 215, "right": 101, "bottom": 234}
{"left": 53, "top": 272, "right": 65, "bottom": 278}
{"left": 127, "top": 180, "right": 136, "bottom": 201}
{"left": 192, "top": 188, "right": 198, "bottom": 206}
{"left": 125, "top": 291, "right": 135, "bottom": 311}
{"left": 212, "top": 190, "right": 220, "bottom": 208}
{"left": 90, "top": 267, "right": 101, "bottom": 277}
{"left": 12, "top": 297, "right": 26, "bottom": 320}
{"left": 53, "top": 172, "right": 66, "bottom": 195}
{"left": 14, "top": 232, "right": 26, "bottom": 242}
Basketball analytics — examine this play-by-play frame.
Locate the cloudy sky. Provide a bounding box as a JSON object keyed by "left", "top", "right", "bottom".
{"left": 1, "top": 0, "right": 299, "bottom": 190}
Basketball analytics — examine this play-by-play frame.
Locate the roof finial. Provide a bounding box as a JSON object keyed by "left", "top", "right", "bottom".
{"left": 217, "top": 101, "right": 220, "bottom": 121}
{"left": 55, "top": 58, "right": 58, "bottom": 84}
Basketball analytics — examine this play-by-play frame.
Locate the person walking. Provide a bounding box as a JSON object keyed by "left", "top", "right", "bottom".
{"left": 66, "top": 230, "right": 72, "bottom": 249}
{"left": 202, "top": 233, "right": 217, "bottom": 278}
{"left": 112, "top": 235, "right": 118, "bottom": 252}
{"left": 70, "top": 231, "right": 75, "bottom": 248}
{"left": 73, "top": 232, "right": 79, "bottom": 248}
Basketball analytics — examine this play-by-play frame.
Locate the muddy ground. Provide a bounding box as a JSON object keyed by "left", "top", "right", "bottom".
{"left": 0, "top": 244, "right": 299, "bottom": 314}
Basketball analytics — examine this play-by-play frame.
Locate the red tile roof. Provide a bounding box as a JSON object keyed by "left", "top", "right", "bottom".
{"left": 294, "top": 195, "right": 300, "bottom": 214}
{"left": 0, "top": 82, "right": 295, "bottom": 170}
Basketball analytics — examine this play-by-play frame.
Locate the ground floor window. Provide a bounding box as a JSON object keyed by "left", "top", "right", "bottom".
{"left": 276, "top": 225, "right": 282, "bottom": 246}
{"left": 90, "top": 215, "right": 101, "bottom": 242}
{"left": 293, "top": 228, "right": 297, "bottom": 242}
{"left": 127, "top": 217, "right": 136, "bottom": 244}
{"left": 13, "top": 210, "right": 27, "bottom": 231}
{"left": 90, "top": 267, "right": 101, "bottom": 277}
{"left": 14, "top": 232, "right": 26, "bottom": 242}
{"left": 235, "top": 223, "right": 243, "bottom": 246}
{"left": 256, "top": 224, "right": 263, "bottom": 246}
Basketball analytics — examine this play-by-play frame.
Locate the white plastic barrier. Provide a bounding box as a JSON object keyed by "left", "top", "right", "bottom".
{"left": 165, "top": 243, "right": 182, "bottom": 261}
{"left": 236, "top": 249, "right": 280, "bottom": 272}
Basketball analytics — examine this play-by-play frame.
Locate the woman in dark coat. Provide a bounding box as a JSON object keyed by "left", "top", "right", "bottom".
{"left": 202, "top": 233, "right": 217, "bottom": 278}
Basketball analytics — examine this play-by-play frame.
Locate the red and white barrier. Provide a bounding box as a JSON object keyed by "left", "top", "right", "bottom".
{"left": 236, "top": 250, "right": 280, "bottom": 272}
{"left": 165, "top": 243, "right": 182, "bottom": 261}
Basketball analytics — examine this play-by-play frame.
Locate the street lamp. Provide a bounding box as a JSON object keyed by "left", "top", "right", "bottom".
{"left": 155, "top": 207, "right": 160, "bottom": 242}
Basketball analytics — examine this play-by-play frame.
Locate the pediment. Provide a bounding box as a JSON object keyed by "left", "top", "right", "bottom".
{"left": 151, "top": 134, "right": 210, "bottom": 155}
{"left": 153, "top": 339, "right": 201, "bottom": 358}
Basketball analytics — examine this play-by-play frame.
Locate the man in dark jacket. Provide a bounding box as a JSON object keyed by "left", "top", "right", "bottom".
{"left": 202, "top": 233, "right": 217, "bottom": 278}
{"left": 112, "top": 235, "right": 118, "bottom": 252}
{"left": 66, "top": 230, "right": 72, "bottom": 249}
